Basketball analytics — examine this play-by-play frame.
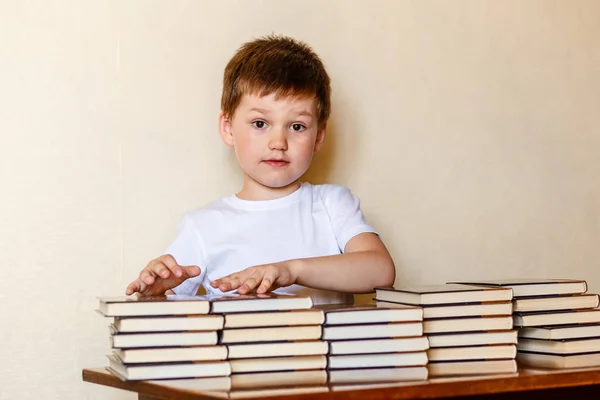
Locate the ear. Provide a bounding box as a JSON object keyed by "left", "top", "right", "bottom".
{"left": 313, "top": 123, "right": 327, "bottom": 152}
{"left": 219, "top": 111, "right": 235, "bottom": 147}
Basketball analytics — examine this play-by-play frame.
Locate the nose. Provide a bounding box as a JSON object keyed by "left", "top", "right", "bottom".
{"left": 268, "top": 127, "right": 288, "bottom": 151}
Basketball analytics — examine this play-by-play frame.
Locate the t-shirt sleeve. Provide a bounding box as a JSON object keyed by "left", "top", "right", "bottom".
{"left": 163, "top": 214, "right": 207, "bottom": 295}
{"left": 320, "top": 184, "right": 378, "bottom": 252}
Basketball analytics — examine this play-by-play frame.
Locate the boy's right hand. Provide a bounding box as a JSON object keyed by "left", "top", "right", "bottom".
{"left": 125, "top": 254, "right": 201, "bottom": 296}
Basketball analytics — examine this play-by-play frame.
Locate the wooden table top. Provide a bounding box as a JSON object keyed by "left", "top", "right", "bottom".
{"left": 83, "top": 366, "right": 600, "bottom": 400}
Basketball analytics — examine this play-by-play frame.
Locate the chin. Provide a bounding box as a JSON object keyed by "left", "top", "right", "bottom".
{"left": 252, "top": 174, "right": 300, "bottom": 189}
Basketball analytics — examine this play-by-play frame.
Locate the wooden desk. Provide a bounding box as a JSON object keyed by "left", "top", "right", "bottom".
{"left": 83, "top": 367, "right": 600, "bottom": 400}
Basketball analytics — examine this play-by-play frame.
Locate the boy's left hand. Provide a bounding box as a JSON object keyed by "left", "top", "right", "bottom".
{"left": 210, "top": 261, "right": 298, "bottom": 294}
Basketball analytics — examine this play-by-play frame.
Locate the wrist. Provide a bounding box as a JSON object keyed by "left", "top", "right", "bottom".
{"left": 285, "top": 258, "right": 303, "bottom": 285}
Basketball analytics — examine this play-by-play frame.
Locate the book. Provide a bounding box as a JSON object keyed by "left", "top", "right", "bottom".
{"left": 376, "top": 300, "right": 513, "bottom": 319}
{"left": 423, "top": 316, "right": 513, "bottom": 334}
{"left": 110, "top": 328, "right": 218, "bottom": 348}
{"left": 327, "top": 352, "right": 428, "bottom": 369}
{"left": 229, "top": 355, "right": 327, "bottom": 373}
{"left": 513, "top": 309, "right": 600, "bottom": 327}
{"left": 448, "top": 279, "right": 588, "bottom": 298}
{"left": 223, "top": 309, "right": 324, "bottom": 328}
{"left": 230, "top": 370, "right": 327, "bottom": 389}
{"left": 517, "top": 351, "right": 600, "bottom": 369}
{"left": 513, "top": 294, "right": 600, "bottom": 312}
{"left": 518, "top": 323, "right": 600, "bottom": 340}
{"left": 427, "top": 344, "right": 517, "bottom": 361}
{"left": 427, "top": 359, "right": 517, "bottom": 376}
{"left": 226, "top": 341, "right": 328, "bottom": 359}
{"left": 375, "top": 284, "right": 512, "bottom": 305}
{"left": 220, "top": 325, "right": 322, "bottom": 344}
{"left": 98, "top": 295, "right": 210, "bottom": 317}
{"left": 517, "top": 337, "right": 600, "bottom": 354}
{"left": 112, "top": 345, "right": 227, "bottom": 364}
{"left": 427, "top": 330, "right": 518, "bottom": 348}
{"left": 322, "top": 322, "right": 422, "bottom": 340}
{"left": 327, "top": 367, "right": 428, "bottom": 384}
{"left": 208, "top": 293, "right": 313, "bottom": 314}
{"left": 99, "top": 293, "right": 313, "bottom": 317}
{"left": 316, "top": 303, "right": 423, "bottom": 325}
{"left": 106, "top": 354, "right": 231, "bottom": 380}
{"left": 112, "top": 314, "right": 224, "bottom": 332}
{"left": 328, "top": 337, "right": 429, "bottom": 355}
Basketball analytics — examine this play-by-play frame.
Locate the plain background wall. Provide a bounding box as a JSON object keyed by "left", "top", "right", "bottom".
{"left": 1, "top": 0, "right": 599, "bottom": 398}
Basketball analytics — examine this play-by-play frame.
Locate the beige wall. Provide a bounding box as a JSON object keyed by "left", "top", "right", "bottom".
{"left": 1, "top": 0, "right": 599, "bottom": 398}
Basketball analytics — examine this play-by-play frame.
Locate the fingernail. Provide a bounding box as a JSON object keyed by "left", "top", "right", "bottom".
{"left": 146, "top": 277, "right": 153, "bottom": 284}
{"left": 175, "top": 270, "right": 182, "bottom": 277}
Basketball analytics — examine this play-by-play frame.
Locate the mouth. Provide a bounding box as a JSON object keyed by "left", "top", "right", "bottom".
{"left": 263, "top": 159, "right": 290, "bottom": 167}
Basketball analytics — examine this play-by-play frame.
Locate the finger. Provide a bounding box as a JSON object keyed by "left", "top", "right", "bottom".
{"left": 139, "top": 267, "right": 158, "bottom": 285}
{"left": 147, "top": 260, "right": 172, "bottom": 280}
{"left": 165, "top": 289, "right": 175, "bottom": 295}
{"left": 125, "top": 279, "right": 146, "bottom": 295}
{"left": 257, "top": 269, "right": 277, "bottom": 294}
{"left": 159, "top": 254, "right": 184, "bottom": 278}
{"left": 237, "top": 277, "right": 259, "bottom": 295}
{"left": 182, "top": 265, "right": 201, "bottom": 278}
{"left": 211, "top": 273, "right": 237, "bottom": 290}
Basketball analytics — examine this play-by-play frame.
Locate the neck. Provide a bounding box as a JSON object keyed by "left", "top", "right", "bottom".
{"left": 237, "top": 175, "right": 301, "bottom": 201}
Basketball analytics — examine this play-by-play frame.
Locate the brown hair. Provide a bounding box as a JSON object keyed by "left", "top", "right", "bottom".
{"left": 221, "top": 35, "right": 331, "bottom": 127}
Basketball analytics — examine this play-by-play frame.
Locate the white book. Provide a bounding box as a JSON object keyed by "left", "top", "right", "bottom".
{"left": 514, "top": 309, "right": 600, "bottom": 327}
{"left": 427, "top": 330, "right": 518, "bottom": 348}
{"left": 107, "top": 355, "right": 231, "bottom": 381}
{"left": 513, "top": 294, "right": 599, "bottom": 312}
{"left": 328, "top": 367, "right": 428, "bottom": 384}
{"left": 322, "top": 322, "right": 422, "bottom": 340}
{"left": 423, "top": 316, "right": 513, "bottom": 334}
{"left": 317, "top": 304, "right": 423, "bottom": 325}
{"left": 110, "top": 329, "right": 218, "bottom": 348}
{"left": 375, "top": 284, "right": 512, "bottom": 305}
{"left": 220, "top": 325, "right": 322, "bottom": 344}
{"left": 448, "top": 279, "right": 588, "bottom": 298}
{"left": 519, "top": 323, "right": 600, "bottom": 340}
{"left": 377, "top": 300, "right": 513, "bottom": 319}
{"left": 112, "top": 314, "right": 224, "bottom": 332}
{"left": 98, "top": 295, "right": 210, "bottom": 317}
{"left": 229, "top": 355, "right": 327, "bottom": 373}
{"left": 328, "top": 337, "right": 429, "bottom": 355}
{"left": 517, "top": 351, "right": 600, "bottom": 369}
{"left": 427, "top": 345, "right": 517, "bottom": 361}
{"left": 227, "top": 341, "right": 328, "bottom": 359}
{"left": 112, "top": 345, "right": 227, "bottom": 364}
{"left": 518, "top": 337, "right": 600, "bottom": 354}
{"left": 328, "top": 352, "right": 428, "bottom": 369}
{"left": 428, "top": 359, "right": 517, "bottom": 377}
{"left": 223, "top": 309, "right": 324, "bottom": 328}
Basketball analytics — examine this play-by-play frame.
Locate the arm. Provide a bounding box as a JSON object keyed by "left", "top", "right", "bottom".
{"left": 210, "top": 232, "right": 396, "bottom": 294}
{"left": 292, "top": 232, "right": 395, "bottom": 293}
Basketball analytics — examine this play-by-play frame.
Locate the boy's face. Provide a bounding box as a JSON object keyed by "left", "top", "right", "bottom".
{"left": 219, "top": 93, "right": 326, "bottom": 197}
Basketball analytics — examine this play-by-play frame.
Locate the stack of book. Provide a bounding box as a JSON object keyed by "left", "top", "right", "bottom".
{"left": 453, "top": 279, "right": 600, "bottom": 369}
{"left": 98, "top": 294, "right": 230, "bottom": 381}
{"left": 375, "top": 284, "right": 518, "bottom": 377}
{"left": 319, "top": 303, "right": 429, "bottom": 384}
{"left": 217, "top": 293, "right": 329, "bottom": 388}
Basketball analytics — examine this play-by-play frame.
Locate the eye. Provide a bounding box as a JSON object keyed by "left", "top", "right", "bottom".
{"left": 252, "top": 120, "right": 267, "bottom": 129}
{"left": 290, "top": 123, "right": 306, "bottom": 132}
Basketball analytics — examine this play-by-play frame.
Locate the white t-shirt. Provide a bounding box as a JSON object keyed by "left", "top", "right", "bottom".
{"left": 166, "top": 182, "right": 377, "bottom": 304}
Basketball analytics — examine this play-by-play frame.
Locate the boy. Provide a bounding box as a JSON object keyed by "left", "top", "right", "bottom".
{"left": 125, "top": 35, "right": 395, "bottom": 304}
